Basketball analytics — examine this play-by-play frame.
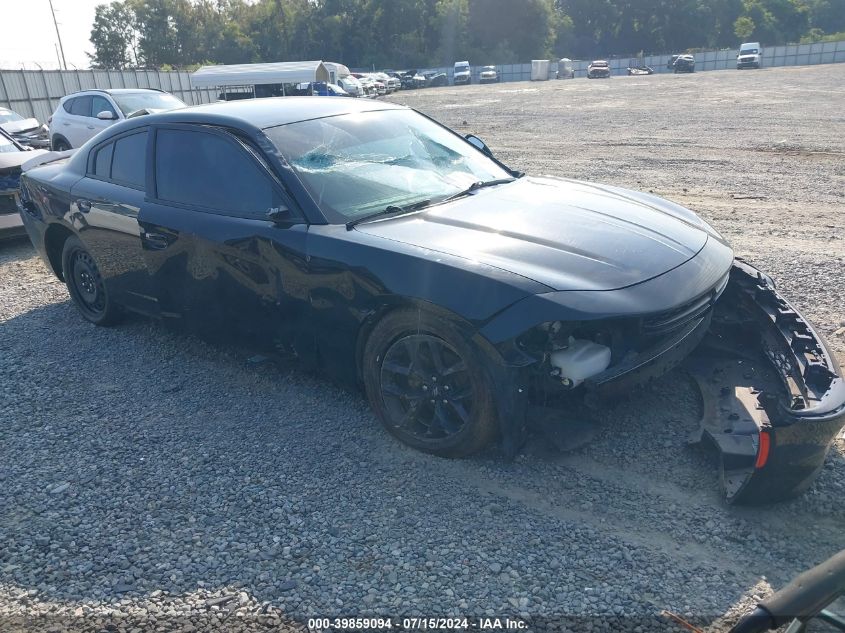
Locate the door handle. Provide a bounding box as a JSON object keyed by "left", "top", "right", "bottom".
{"left": 87, "top": 125, "right": 95, "bottom": 130}
{"left": 142, "top": 231, "right": 171, "bottom": 250}
{"left": 76, "top": 199, "right": 91, "bottom": 213}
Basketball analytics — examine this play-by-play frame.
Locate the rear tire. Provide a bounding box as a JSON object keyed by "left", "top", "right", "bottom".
{"left": 61, "top": 235, "right": 122, "bottom": 326}
{"left": 362, "top": 309, "right": 497, "bottom": 457}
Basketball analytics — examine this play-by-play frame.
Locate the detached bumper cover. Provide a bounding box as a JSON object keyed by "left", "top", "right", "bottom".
{"left": 483, "top": 258, "right": 843, "bottom": 504}
{"left": 685, "top": 259, "right": 845, "bottom": 504}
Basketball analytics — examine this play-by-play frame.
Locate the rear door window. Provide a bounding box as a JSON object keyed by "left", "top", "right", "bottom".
{"left": 154, "top": 127, "right": 284, "bottom": 218}
{"left": 70, "top": 96, "right": 92, "bottom": 117}
{"left": 110, "top": 131, "right": 148, "bottom": 189}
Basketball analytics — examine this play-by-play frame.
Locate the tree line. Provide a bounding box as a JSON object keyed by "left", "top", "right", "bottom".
{"left": 89, "top": 0, "right": 845, "bottom": 70}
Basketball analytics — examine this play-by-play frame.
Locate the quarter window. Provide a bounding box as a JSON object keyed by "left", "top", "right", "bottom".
{"left": 155, "top": 128, "right": 283, "bottom": 218}
{"left": 93, "top": 142, "right": 114, "bottom": 178}
{"left": 110, "top": 131, "right": 147, "bottom": 188}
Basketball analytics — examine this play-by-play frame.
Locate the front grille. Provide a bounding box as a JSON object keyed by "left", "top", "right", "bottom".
{"left": 0, "top": 194, "right": 18, "bottom": 214}
{"left": 642, "top": 274, "right": 729, "bottom": 336}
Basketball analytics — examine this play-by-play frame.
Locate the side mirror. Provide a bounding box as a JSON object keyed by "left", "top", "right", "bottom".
{"left": 465, "top": 134, "right": 493, "bottom": 157}
{"left": 266, "top": 205, "right": 293, "bottom": 224}
{"left": 97, "top": 110, "right": 116, "bottom": 120}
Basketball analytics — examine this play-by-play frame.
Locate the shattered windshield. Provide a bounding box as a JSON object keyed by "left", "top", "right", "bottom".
{"left": 264, "top": 109, "right": 511, "bottom": 223}
{"left": 0, "top": 109, "right": 25, "bottom": 124}
{"left": 110, "top": 92, "right": 186, "bottom": 116}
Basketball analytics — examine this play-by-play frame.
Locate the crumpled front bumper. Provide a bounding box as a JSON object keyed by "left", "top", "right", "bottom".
{"left": 684, "top": 259, "right": 844, "bottom": 504}
{"left": 483, "top": 258, "right": 844, "bottom": 505}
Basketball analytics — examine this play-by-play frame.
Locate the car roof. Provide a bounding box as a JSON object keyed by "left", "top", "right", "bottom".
{"left": 60, "top": 88, "right": 166, "bottom": 101}
{"left": 149, "top": 96, "right": 406, "bottom": 130}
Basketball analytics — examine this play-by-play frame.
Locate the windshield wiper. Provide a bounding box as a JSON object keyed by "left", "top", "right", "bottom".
{"left": 441, "top": 177, "right": 517, "bottom": 204}
{"left": 346, "top": 199, "right": 432, "bottom": 230}
{"left": 345, "top": 178, "right": 518, "bottom": 230}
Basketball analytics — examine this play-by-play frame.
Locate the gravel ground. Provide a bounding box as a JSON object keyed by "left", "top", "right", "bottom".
{"left": 2, "top": 63, "right": 844, "bottom": 632}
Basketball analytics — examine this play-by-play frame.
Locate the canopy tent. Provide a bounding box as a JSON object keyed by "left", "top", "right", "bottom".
{"left": 190, "top": 61, "right": 331, "bottom": 88}
{"left": 322, "top": 62, "right": 351, "bottom": 84}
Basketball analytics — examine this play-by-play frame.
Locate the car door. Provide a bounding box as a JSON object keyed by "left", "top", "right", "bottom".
{"left": 89, "top": 94, "right": 119, "bottom": 138}
{"left": 139, "top": 123, "right": 312, "bottom": 354}
{"left": 63, "top": 95, "right": 93, "bottom": 148}
{"left": 69, "top": 127, "right": 159, "bottom": 316}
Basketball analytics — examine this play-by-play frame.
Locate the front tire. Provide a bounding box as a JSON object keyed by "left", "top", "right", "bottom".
{"left": 52, "top": 137, "right": 71, "bottom": 151}
{"left": 362, "top": 309, "right": 497, "bottom": 457}
{"left": 61, "top": 235, "right": 121, "bottom": 326}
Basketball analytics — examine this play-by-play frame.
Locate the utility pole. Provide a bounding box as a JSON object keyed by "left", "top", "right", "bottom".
{"left": 48, "top": 0, "right": 68, "bottom": 70}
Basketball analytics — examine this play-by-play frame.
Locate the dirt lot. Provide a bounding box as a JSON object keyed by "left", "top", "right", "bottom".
{"left": 1, "top": 64, "right": 844, "bottom": 632}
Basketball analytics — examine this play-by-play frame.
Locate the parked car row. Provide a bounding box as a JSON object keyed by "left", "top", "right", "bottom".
{"left": 0, "top": 42, "right": 765, "bottom": 156}
{"left": 580, "top": 41, "right": 763, "bottom": 78}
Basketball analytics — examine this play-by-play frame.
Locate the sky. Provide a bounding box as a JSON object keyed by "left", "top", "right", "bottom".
{"left": 1, "top": 0, "right": 114, "bottom": 69}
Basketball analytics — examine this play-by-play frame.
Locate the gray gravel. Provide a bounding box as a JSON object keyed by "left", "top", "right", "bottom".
{"left": 2, "top": 63, "right": 844, "bottom": 632}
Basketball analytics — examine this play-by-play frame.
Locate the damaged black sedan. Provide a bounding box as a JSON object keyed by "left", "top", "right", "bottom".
{"left": 17, "top": 98, "right": 845, "bottom": 504}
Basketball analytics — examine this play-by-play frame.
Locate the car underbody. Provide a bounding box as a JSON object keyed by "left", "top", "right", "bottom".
{"left": 486, "top": 259, "right": 844, "bottom": 505}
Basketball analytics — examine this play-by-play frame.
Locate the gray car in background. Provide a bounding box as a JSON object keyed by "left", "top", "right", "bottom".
{"left": 48, "top": 88, "right": 185, "bottom": 150}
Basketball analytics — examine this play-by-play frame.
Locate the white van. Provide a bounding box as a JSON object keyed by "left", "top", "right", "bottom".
{"left": 737, "top": 42, "right": 762, "bottom": 69}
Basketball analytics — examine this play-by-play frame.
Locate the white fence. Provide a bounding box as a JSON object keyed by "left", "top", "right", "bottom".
{"left": 0, "top": 69, "right": 216, "bottom": 124}
{"left": 419, "top": 39, "right": 845, "bottom": 82}
{"left": 1, "top": 39, "right": 843, "bottom": 123}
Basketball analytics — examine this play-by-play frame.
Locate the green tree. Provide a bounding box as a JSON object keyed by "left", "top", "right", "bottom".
{"left": 734, "top": 15, "right": 756, "bottom": 38}
{"left": 806, "top": 0, "right": 845, "bottom": 33}
{"left": 88, "top": 0, "right": 844, "bottom": 72}
{"left": 466, "top": 0, "right": 556, "bottom": 62}
{"left": 88, "top": 2, "right": 139, "bottom": 69}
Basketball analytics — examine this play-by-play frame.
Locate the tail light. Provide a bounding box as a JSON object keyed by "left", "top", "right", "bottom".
{"left": 755, "top": 431, "right": 771, "bottom": 469}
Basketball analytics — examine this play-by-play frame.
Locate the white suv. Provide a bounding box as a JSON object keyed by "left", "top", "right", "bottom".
{"left": 48, "top": 89, "right": 186, "bottom": 150}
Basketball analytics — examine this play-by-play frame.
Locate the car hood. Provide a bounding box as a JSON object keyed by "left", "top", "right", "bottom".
{"left": 355, "top": 176, "right": 718, "bottom": 291}
{"left": 0, "top": 148, "right": 48, "bottom": 172}
{"left": 1, "top": 118, "right": 40, "bottom": 134}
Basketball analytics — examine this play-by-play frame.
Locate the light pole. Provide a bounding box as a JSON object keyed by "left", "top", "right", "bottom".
{"left": 48, "top": 0, "right": 68, "bottom": 70}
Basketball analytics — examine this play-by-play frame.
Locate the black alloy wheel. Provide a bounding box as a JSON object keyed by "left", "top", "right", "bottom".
{"left": 362, "top": 310, "right": 496, "bottom": 457}
{"left": 380, "top": 334, "right": 473, "bottom": 441}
